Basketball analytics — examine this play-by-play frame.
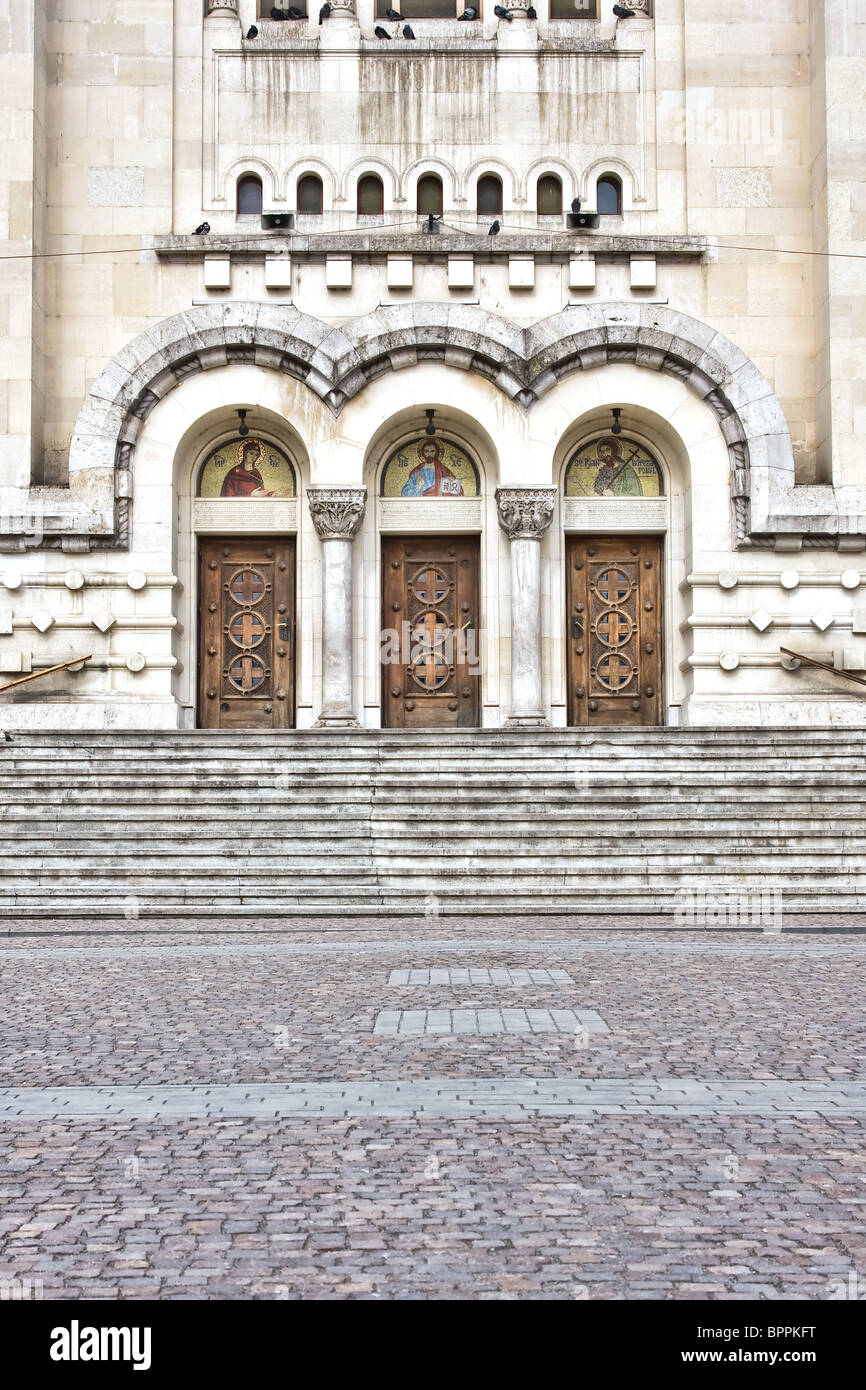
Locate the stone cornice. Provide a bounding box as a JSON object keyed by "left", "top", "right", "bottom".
{"left": 152, "top": 233, "right": 709, "bottom": 260}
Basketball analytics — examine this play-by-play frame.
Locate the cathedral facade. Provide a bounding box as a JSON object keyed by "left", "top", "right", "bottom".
{"left": 1, "top": 0, "right": 865, "bottom": 731}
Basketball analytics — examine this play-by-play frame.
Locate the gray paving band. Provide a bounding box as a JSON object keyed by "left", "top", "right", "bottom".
{"left": 387, "top": 967, "right": 574, "bottom": 985}
{"left": 1, "top": 1080, "right": 865, "bottom": 1120}
{"left": 373, "top": 1008, "right": 608, "bottom": 1036}
{"left": 1, "top": 937, "right": 862, "bottom": 962}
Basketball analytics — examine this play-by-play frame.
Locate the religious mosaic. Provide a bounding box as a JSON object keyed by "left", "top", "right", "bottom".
{"left": 381, "top": 437, "right": 479, "bottom": 499}
{"left": 197, "top": 436, "right": 296, "bottom": 499}
{"left": 564, "top": 436, "right": 663, "bottom": 498}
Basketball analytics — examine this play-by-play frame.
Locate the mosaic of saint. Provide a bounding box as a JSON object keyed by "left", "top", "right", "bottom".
{"left": 381, "top": 437, "right": 479, "bottom": 499}
{"left": 564, "top": 436, "right": 663, "bottom": 499}
{"left": 197, "top": 437, "right": 296, "bottom": 499}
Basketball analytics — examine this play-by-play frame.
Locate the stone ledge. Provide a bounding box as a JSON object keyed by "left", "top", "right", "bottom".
{"left": 152, "top": 232, "right": 709, "bottom": 258}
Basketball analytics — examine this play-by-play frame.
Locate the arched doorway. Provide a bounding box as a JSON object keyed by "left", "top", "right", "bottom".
{"left": 378, "top": 431, "right": 483, "bottom": 729}
{"left": 194, "top": 432, "right": 298, "bottom": 729}
{"left": 563, "top": 432, "right": 666, "bottom": 727}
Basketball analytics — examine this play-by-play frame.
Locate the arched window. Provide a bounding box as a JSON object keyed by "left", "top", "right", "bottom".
{"left": 357, "top": 174, "right": 384, "bottom": 216}
{"left": 416, "top": 174, "right": 443, "bottom": 217}
{"left": 597, "top": 174, "right": 623, "bottom": 216}
{"left": 536, "top": 174, "right": 562, "bottom": 216}
{"left": 236, "top": 174, "right": 263, "bottom": 217}
{"left": 297, "top": 174, "right": 323, "bottom": 215}
{"left": 476, "top": 174, "right": 503, "bottom": 216}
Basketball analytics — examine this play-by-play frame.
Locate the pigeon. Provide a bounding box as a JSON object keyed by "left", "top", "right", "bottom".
{"left": 457, "top": 6, "right": 478, "bottom": 17}
{"left": 613, "top": 4, "right": 636, "bottom": 15}
{"left": 494, "top": 6, "right": 512, "bottom": 20}
{"left": 374, "top": 24, "right": 391, "bottom": 37}
{"left": 287, "top": 5, "right": 305, "bottom": 15}
{"left": 246, "top": 24, "right": 258, "bottom": 38}
{"left": 527, "top": 5, "right": 537, "bottom": 15}
{"left": 571, "top": 196, "right": 581, "bottom": 213}
{"left": 488, "top": 220, "right": 500, "bottom": 236}
{"left": 386, "top": 6, "right": 404, "bottom": 18}
{"left": 319, "top": 2, "right": 331, "bottom": 22}
{"left": 270, "top": 6, "right": 286, "bottom": 17}
{"left": 403, "top": 23, "right": 415, "bottom": 38}
{"left": 193, "top": 222, "right": 210, "bottom": 235}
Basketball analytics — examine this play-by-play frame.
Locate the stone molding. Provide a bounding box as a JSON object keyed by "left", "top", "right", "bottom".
{"left": 307, "top": 487, "right": 366, "bottom": 540}
{"left": 495, "top": 488, "right": 557, "bottom": 540}
{"left": 10, "top": 300, "right": 861, "bottom": 552}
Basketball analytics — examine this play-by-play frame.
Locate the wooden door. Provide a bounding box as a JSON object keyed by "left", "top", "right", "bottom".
{"left": 382, "top": 536, "right": 480, "bottom": 729}
{"left": 567, "top": 535, "right": 663, "bottom": 727}
{"left": 198, "top": 538, "right": 295, "bottom": 729}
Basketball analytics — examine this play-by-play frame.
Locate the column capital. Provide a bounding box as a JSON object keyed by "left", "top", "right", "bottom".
{"left": 495, "top": 487, "right": 556, "bottom": 540}
{"left": 307, "top": 487, "right": 366, "bottom": 540}
{"left": 205, "top": 0, "right": 238, "bottom": 13}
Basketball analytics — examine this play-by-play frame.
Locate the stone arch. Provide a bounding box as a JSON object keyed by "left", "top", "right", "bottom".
{"left": 67, "top": 301, "right": 796, "bottom": 550}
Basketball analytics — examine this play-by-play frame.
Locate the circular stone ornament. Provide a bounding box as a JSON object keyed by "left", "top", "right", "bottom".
{"left": 779, "top": 569, "right": 800, "bottom": 590}
{"left": 719, "top": 651, "right": 740, "bottom": 672}
{"left": 127, "top": 571, "right": 147, "bottom": 591}
{"left": 840, "top": 569, "right": 861, "bottom": 590}
{"left": 1, "top": 570, "right": 22, "bottom": 590}
{"left": 125, "top": 652, "right": 146, "bottom": 673}
{"left": 717, "top": 570, "right": 738, "bottom": 590}
{"left": 64, "top": 569, "right": 85, "bottom": 590}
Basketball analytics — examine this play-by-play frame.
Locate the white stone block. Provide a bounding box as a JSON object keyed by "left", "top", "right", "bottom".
{"left": 569, "top": 256, "right": 596, "bottom": 290}
{"left": 852, "top": 602, "right": 866, "bottom": 636}
{"left": 448, "top": 256, "right": 475, "bottom": 290}
{"left": 749, "top": 608, "right": 773, "bottom": 632}
{"left": 810, "top": 608, "right": 834, "bottom": 632}
{"left": 842, "top": 646, "right": 866, "bottom": 671}
{"left": 508, "top": 256, "right": 535, "bottom": 290}
{"left": 326, "top": 255, "right": 353, "bottom": 290}
{"left": 264, "top": 255, "right": 292, "bottom": 290}
{"left": 0, "top": 610, "right": 12, "bottom": 634}
{"left": 91, "top": 607, "right": 116, "bottom": 633}
{"left": 630, "top": 255, "right": 657, "bottom": 289}
{"left": 386, "top": 256, "right": 414, "bottom": 290}
{"left": 0, "top": 649, "right": 30, "bottom": 674}
{"left": 31, "top": 610, "right": 54, "bottom": 633}
{"left": 203, "top": 256, "right": 231, "bottom": 290}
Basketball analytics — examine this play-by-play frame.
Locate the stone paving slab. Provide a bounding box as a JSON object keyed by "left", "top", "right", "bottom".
{"left": 373, "top": 1008, "right": 607, "bottom": 1036}
{"left": 387, "top": 967, "right": 574, "bottom": 986}
{"left": 2, "top": 1078, "right": 865, "bottom": 1120}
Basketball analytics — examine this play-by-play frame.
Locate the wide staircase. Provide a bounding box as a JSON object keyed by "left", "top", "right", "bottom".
{"left": 0, "top": 729, "right": 863, "bottom": 919}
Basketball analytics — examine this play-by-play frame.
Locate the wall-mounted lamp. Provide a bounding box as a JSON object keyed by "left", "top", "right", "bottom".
{"left": 237, "top": 408, "right": 249, "bottom": 438}
{"left": 425, "top": 409, "right": 436, "bottom": 437}
{"left": 610, "top": 408, "right": 622, "bottom": 436}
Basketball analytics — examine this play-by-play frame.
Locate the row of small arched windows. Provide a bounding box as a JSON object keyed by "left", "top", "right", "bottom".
{"left": 236, "top": 172, "right": 623, "bottom": 218}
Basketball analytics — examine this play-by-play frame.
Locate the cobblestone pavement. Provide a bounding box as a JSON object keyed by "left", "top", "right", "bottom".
{"left": 0, "top": 923, "right": 864, "bottom": 1300}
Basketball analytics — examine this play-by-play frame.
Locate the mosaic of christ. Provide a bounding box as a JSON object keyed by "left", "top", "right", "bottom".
{"left": 381, "top": 437, "right": 479, "bottom": 499}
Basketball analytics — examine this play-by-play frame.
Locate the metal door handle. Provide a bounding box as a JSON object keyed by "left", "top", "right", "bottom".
{"left": 571, "top": 615, "right": 584, "bottom": 639}
{"left": 278, "top": 618, "right": 290, "bottom": 641}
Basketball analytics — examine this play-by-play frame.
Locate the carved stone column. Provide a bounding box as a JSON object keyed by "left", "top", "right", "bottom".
{"left": 496, "top": 487, "right": 556, "bottom": 728}
{"left": 308, "top": 487, "right": 366, "bottom": 727}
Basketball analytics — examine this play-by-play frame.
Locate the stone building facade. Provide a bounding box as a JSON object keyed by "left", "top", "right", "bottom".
{"left": 1, "top": 0, "right": 865, "bottom": 731}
